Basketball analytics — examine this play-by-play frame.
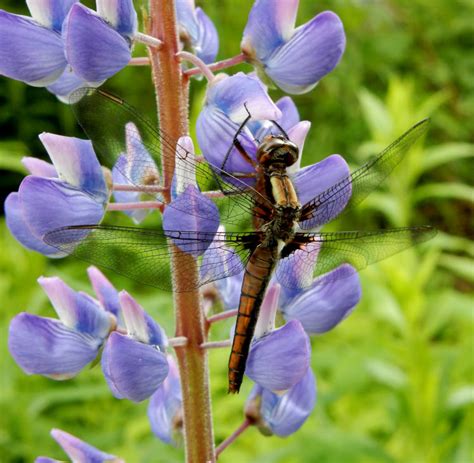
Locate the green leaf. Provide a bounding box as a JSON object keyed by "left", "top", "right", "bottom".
{"left": 358, "top": 89, "right": 392, "bottom": 137}
{"left": 438, "top": 254, "right": 474, "bottom": 282}
{"left": 413, "top": 183, "right": 473, "bottom": 203}
{"left": 0, "top": 141, "right": 29, "bottom": 173}
{"left": 421, "top": 143, "right": 474, "bottom": 172}
{"left": 432, "top": 232, "right": 474, "bottom": 257}
{"left": 365, "top": 359, "right": 407, "bottom": 389}
{"left": 447, "top": 386, "right": 474, "bottom": 411}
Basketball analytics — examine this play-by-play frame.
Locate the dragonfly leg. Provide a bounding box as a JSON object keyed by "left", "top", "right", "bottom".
{"left": 220, "top": 102, "right": 254, "bottom": 171}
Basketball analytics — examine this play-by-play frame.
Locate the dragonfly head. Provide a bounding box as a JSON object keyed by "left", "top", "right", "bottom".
{"left": 256, "top": 135, "right": 299, "bottom": 168}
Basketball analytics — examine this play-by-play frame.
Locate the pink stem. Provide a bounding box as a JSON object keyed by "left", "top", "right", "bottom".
{"left": 148, "top": 2, "right": 215, "bottom": 461}
{"left": 185, "top": 53, "right": 247, "bottom": 77}
{"left": 207, "top": 309, "right": 238, "bottom": 325}
{"left": 112, "top": 183, "right": 167, "bottom": 193}
{"left": 201, "top": 340, "right": 231, "bottom": 349}
{"left": 177, "top": 51, "right": 215, "bottom": 82}
{"left": 168, "top": 336, "right": 188, "bottom": 347}
{"left": 107, "top": 201, "right": 164, "bottom": 212}
{"left": 129, "top": 57, "right": 151, "bottom": 66}
{"left": 215, "top": 419, "right": 252, "bottom": 459}
{"left": 134, "top": 32, "right": 163, "bottom": 48}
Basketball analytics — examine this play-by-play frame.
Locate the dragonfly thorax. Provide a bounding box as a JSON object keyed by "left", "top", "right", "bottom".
{"left": 256, "top": 135, "right": 299, "bottom": 168}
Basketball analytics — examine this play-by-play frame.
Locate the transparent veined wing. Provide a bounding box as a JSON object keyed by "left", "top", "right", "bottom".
{"left": 45, "top": 226, "right": 261, "bottom": 291}
{"left": 275, "top": 226, "right": 436, "bottom": 289}
{"left": 299, "top": 119, "right": 430, "bottom": 229}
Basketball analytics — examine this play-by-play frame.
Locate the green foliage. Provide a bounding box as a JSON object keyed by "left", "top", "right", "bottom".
{"left": 0, "top": 0, "right": 473, "bottom": 462}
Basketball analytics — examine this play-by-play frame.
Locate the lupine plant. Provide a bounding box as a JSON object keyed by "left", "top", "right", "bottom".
{"left": 1, "top": 0, "right": 421, "bottom": 461}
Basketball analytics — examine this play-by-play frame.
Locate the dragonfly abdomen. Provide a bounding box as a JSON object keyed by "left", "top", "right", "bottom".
{"left": 228, "top": 245, "right": 278, "bottom": 394}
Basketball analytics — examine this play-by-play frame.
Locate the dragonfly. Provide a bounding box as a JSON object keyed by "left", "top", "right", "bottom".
{"left": 44, "top": 88, "right": 436, "bottom": 394}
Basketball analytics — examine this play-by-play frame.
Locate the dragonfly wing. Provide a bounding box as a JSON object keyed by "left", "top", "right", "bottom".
{"left": 44, "top": 226, "right": 258, "bottom": 292}
{"left": 71, "top": 88, "right": 271, "bottom": 228}
{"left": 299, "top": 119, "right": 430, "bottom": 229}
{"left": 275, "top": 226, "right": 436, "bottom": 289}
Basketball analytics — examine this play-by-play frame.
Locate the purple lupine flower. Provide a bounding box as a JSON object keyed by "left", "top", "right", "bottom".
{"left": 64, "top": 1, "right": 137, "bottom": 85}
{"left": 4, "top": 134, "right": 108, "bottom": 257}
{"left": 87, "top": 266, "right": 122, "bottom": 323}
{"left": 46, "top": 68, "right": 86, "bottom": 103}
{"left": 200, "top": 225, "right": 244, "bottom": 310}
{"left": 278, "top": 263, "right": 361, "bottom": 334}
{"left": 101, "top": 291, "right": 169, "bottom": 402}
{"left": 36, "top": 428, "right": 124, "bottom": 463}
{"left": 245, "top": 368, "right": 316, "bottom": 436}
{"left": 241, "top": 0, "right": 346, "bottom": 94}
{"left": 196, "top": 72, "right": 281, "bottom": 185}
{"left": 148, "top": 356, "right": 183, "bottom": 445}
{"left": 245, "top": 284, "right": 311, "bottom": 391}
{"left": 163, "top": 137, "right": 220, "bottom": 257}
{"left": 176, "top": 0, "right": 219, "bottom": 64}
{"left": 0, "top": 1, "right": 75, "bottom": 86}
{"left": 8, "top": 276, "right": 113, "bottom": 380}
{"left": 112, "top": 122, "right": 161, "bottom": 224}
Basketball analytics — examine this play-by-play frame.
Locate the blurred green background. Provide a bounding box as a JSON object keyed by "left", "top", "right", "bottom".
{"left": 0, "top": 0, "right": 473, "bottom": 462}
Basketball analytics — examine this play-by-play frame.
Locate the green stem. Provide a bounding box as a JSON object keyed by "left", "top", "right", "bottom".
{"left": 147, "top": 1, "right": 215, "bottom": 462}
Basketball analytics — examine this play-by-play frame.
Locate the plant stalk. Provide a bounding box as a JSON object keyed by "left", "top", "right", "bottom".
{"left": 147, "top": 1, "right": 215, "bottom": 462}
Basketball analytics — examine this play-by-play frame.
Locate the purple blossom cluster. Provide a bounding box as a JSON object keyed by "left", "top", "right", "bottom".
{"left": 0, "top": 0, "right": 218, "bottom": 101}
{"left": 1, "top": 0, "right": 355, "bottom": 458}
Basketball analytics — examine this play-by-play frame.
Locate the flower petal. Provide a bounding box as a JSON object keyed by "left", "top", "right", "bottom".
{"left": 265, "top": 11, "right": 346, "bottom": 94}
{"left": 0, "top": 11, "right": 66, "bottom": 86}
{"left": 26, "top": 0, "right": 78, "bottom": 31}
{"left": 260, "top": 368, "right": 316, "bottom": 436}
{"left": 96, "top": 0, "right": 137, "bottom": 37}
{"left": 111, "top": 155, "right": 147, "bottom": 223}
{"left": 18, "top": 176, "right": 105, "bottom": 240}
{"left": 38, "top": 276, "right": 112, "bottom": 338}
{"left": 176, "top": 0, "right": 198, "bottom": 39}
{"left": 200, "top": 230, "right": 245, "bottom": 295}
{"left": 286, "top": 121, "right": 310, "bottom": 171}
{"left": 162, "top": 185, "right": 219, "bottom": 257}
{"left": 9, "top": 313, "right": 100, "bottom": 379}
{"left": 174, "top": 136, "right": 197, "bottom": 196}
{"left": 294, "top": 154, "right": 351, "bottom": 228}
{"left": 102, "top": 332, "right": 169, "bottom": 402}
{"left": 125, "top": 122, "right": 160, "bottom": 185}
{"left": 39, "top": 133, "right": 107, "bottom": 201}
{"left": 119, "top": 291, "right": 167, "bottom": 348}
{"left": 194, "top": 7, "right": 218, "bottom": 64}
{"left": 241, "top": 0, "right": 298, "bottom": 62}
{"left": 275, "top": 240, "right": 320, "bottom": 293}
{"left": 22, "top": 157, "right": 57, "bottom": 177}
{"left": 64, "top": 4, "right": 131, "bottom": 84}
{"left": 205, "top": 72, "right": 281, "bottom": 123}
{"left": 87, "top": 266, "right": 121, "bottom": 320}
{"left": 148, "top": 356, "right": 182, "bottom": 445}
{"left": 276, "top": 96, "right": 300, "bottom": 131}
{"left": 46, "top": 68, "right": 86, "bottom": 103}
{"left": 51, "top": 428, "right": 123, "bottom": 463}
{"left": 214, "top": 272, "right": 244, "bottom": 311}
{"left": 4, "top": 192, "right": 64, "bottom": 257}
{"left": 246, "top": 319, "right": 310, "bottom": 391}
{"left": 282, "top": 264, "right": 361, "bottom": 334}
{"left": 253, "top": 283, "right": 280, "bottom": 338}
{"left": 197, "top": 105, "right": 258, "bottom": 181}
